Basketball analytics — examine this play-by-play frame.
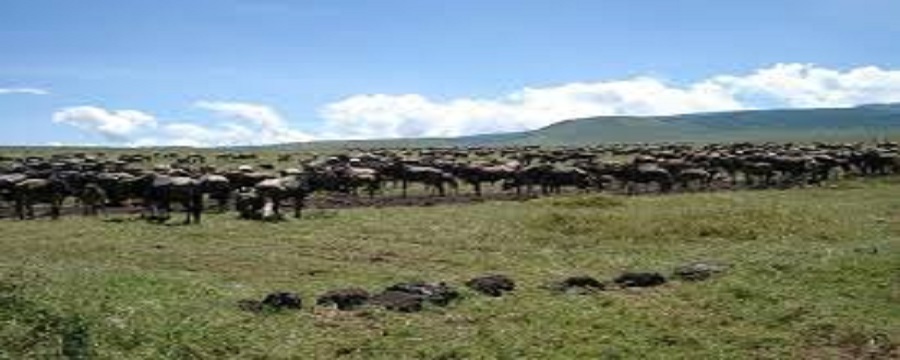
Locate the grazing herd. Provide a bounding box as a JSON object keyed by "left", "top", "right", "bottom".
{"left": 2, "top": 141, "right": 900, "bottom": 222}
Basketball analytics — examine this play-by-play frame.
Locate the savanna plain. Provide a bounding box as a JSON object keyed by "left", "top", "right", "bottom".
{"left": 2, "top": 178, "right": 900, "bottom": 359}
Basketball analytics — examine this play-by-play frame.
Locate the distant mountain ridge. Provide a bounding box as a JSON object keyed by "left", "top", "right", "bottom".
{"left": 273, "top": 103, "right": 900, "bottom": 150}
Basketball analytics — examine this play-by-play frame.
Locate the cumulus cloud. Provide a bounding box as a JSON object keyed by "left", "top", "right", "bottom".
{"left": 0, "top": 87, "right": 49, "bottom": 95}
{"left": 136, "top": 121, "right": 284, "bottom": 147}
{"left": 708, "top": 63, "right": 900, "bottom": 108}
{"left": 48, "top": 63, "right": 900, "bottom": 146}
{"left": 320, "top": 63, "right": 900, "bottom": 139}
{"left": 53, "top": 102, "right": 313, "bottom": 147}
{"left": 52, "top": 106, "right": 157, "bottom": 141}
{"left": 195, "top": 101, "right": 284, "bottom": 128}
{"left": 193, "top": 101, "right": 314, "bottom": 144}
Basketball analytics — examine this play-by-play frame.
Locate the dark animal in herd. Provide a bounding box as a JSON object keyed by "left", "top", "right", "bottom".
{"left": 1, "top": 142, "right": 898, "bottom": 222}
{"left": 143, "top": 174, "right": 204, "bottom": 224}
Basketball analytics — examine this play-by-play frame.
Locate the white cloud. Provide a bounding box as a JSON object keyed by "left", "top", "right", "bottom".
{"left": 0, "top": 88, "right": 49, "bottom": 95}
{"left": 195, "top": 101, "right": 283, "bottom": 128}
{"left": 708, "top": 63, "right": 900, "bottom": 108}
{"left": 320, "top": 63, "right": 900, "bottom": 139}
{"left": 52, "top": 106, "right": 157, "bottom": 141}
{"left": 52, "top": 102, "right": 314, "bottom": 147}
{"left": 46, "top": 141, "right": 103, "bottom": 147}
{"left": 192, "top": 101, "right": 314, "bottom": 144}
{"left": 48, "top": 63, "right": 900, "bottom": 146}
{"left": 137, "top": 121, "right": 270, "bottom": 147}
{"left": 318, "top": 78, "right": 743, "bottom": 139}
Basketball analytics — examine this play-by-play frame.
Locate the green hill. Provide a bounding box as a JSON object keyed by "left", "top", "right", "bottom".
{"left": 274, "top": 104, "right": 900, "bottom": 150}
{"left": 506, "top": 105, "right": 900, "bottom": 145}
{"left": 8, "top": 104, "right": 899, "bottom": 153}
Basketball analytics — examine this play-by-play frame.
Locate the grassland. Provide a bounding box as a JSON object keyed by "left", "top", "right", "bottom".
{"left": 2, "top": 178, "right": 900, "bottom": 359}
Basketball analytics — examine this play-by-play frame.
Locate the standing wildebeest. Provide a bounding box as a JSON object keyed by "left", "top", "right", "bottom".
{"left": 143, "top": 174, "right": 204, "bottom": 224}
{"left": 385, "top": 163, "right": 457, "bottom": 197}
{"left": 235, "top": 188, "right": 265, "bottom": 220}
{"left": 453, "top": 162, "right": 519, "bottom": 196}
{"left": 94, "top": 172, "right": 139, "bottom": 206}
{"left": 341, "top": 166, "right": 382, "bottom": 198}
{"left": 740, "top": 160, "right": 776, "bottom": 188}
{"left": 78, "top": 182, "right": 108, "bottom": 216}
{"left": 255, "top": 171, "right": 312, "bottom": 219}
{"left": 302, "top": 165, "right": 351, "bottom": 194}
{"left": 503, "top": 164, "right": 593, "bottom": 195}
{"left": 225, "top": 168, "right": 275, "bottom": 191}
{"left": 0, "top": 173, "right": 28, "bottom": 215}
{"left": 198, "top": 174, "right": 232, "bottom": 212}
{"left": 849, "top": 150, "right": 898, "bottom": 176}
{"left": 706, "top": 154, "right": 743, "bottom": 187}
{"left": 808, "top": 154, "right": 848, "bottom": 184}
{"left": 13, "top": 176, "right": 69, "bottom": 220}
{"left": 542, "top": 166, "right": 594, "bottom": 194}
{"left": 614, "top": 163, "right": 674, "bottom": 195}
{"left": 675, "top": 168, "right": 715, "bottom": 191}
{"left": 770, "top": 155, "right": 815, "bottom": 187}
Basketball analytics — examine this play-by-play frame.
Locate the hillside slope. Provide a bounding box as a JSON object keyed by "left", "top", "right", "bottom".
{"left": 273, "top": 104, "right": 900, "bottom": 149}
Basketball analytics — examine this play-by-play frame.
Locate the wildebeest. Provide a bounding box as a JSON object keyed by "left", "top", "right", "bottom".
{"left": 198, "top": 174, "right": 231, "bottom": 212}
{"left": 78, "top": 182, "right": 108, "bottom": 216}
{"left": 0, "top": 173, "right": 28, "bottom": 215}
{"left": 676, "top": 168, "right": 715, "bottom": 191}
{"left": 224, "top": 167, "right": 275, "bottom": 191}
{"left": 503, "top": 164, "right": 593, "bottom": 195}
{"left": 3, "top": 140, "right": 900, "bottom": 222}
{"left": 451, "top": 162, "right": 519, "bottom": 196}
{"left": 341, "top": 166, "right": 382, "bottom": 198}
{"left": 93, "top": 172, "right": 138, "bottom": 206}
{"left": 613, "top": 163, "right": 674, "bottom": 195}
{"left": 385, "top": 163, "right": 458, "bottom": 197}
{"left": 142, "top": 174, "right": 204, "bottom": 224}
{"left": 235, "top": 188, "right": 265, "bottom": 220}
{"left": 13, "top": 177, "right": 69, "bottom": 220}
{"left": 254, "top": 171, "right": 312, "bottom": 219}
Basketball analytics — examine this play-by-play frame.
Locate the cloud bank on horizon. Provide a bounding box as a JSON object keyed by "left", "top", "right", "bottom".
{"left": 50, "top": 63, "right": 900, "bottom": 147}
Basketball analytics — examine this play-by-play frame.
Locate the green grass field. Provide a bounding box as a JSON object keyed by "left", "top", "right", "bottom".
{"left": 2, "top": 178, "right": 900, "bottom": 359}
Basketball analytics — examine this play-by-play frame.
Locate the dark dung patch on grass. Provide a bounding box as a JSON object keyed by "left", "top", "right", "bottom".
{"left": 384, "top": 281, "right": 461, "bottom": 306}
{"left": 546, "top": 275, "right": 606, "bottom": 294}
{"left": 370, "top": 291, "right": 424, "bottom": 313}
{"left": 466, "top": 274, "right": 516, "bottom": 297}
{"left": 317, "top": 288, "right": 371, "bottom": 311}
{"left": 614, "top": 272, "right": 667, "bottom": 288}
{"left": 672, "top": 262, "right": 728, "bottom": 282}
{"left": 240, "top": 292, "right": 303, "bottom": 313}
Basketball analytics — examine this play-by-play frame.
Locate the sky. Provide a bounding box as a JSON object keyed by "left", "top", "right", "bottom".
{"left": 1, "top": 0, "right": 900, "bottom": 147}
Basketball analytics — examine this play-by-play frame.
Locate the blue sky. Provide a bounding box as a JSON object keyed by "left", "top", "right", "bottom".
{"left": 2, "top": 0, "right": 900, "bottom": 146}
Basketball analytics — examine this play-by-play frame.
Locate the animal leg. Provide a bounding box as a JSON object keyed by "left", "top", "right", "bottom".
{"left": 293, "top": 196, "right": 304, "bottom": 219}
{"left": 15, "top": 197, "right": 25, "bottom": 220}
